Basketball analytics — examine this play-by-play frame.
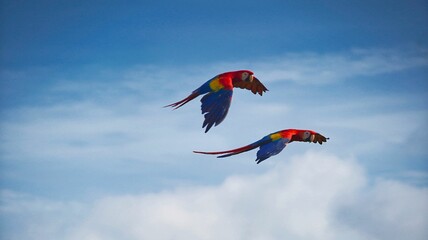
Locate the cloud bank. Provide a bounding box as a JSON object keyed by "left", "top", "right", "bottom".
{"left": 3, "top": 152, "right": 427, "bottom": 240}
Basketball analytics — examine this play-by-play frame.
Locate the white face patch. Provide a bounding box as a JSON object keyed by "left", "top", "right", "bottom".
{"left": 302, "top": 131, "right": 311, "bottom": 140}
{"left": 241, "top": 72, "right": 249, "bottom": 81}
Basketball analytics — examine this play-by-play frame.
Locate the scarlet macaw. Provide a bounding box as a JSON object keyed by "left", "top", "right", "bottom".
{"left": 164, "top": 70, "right": 267, "bottom": 132}
{"left": 194, "top": 129, "right": 329, "bottom": 164}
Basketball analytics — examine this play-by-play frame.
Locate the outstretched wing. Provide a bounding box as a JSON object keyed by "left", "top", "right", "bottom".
{"left": 233, "top": 76, "right": 268, "bottom": 96}
{"left": 200, "top": 89, "right": 233, "bottom": 133}
{"left": 256, "top": 138, "right": 290, "bottom": 164}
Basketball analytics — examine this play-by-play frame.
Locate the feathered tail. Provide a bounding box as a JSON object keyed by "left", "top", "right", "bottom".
{"left": 164, "top": 91, "right": 199, "bottom": 109}
{"left": 194, "top": 137, "right": 271, "bottom": 158}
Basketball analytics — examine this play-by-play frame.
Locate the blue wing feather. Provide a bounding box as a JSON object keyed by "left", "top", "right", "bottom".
{"left": 201, "top": 89, "right": 233, "bottom": 133}
{"left": 256, "top": 138, "right": 289, "bottom": 164}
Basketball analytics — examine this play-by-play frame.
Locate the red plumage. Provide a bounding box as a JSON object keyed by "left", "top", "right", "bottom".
{"left": 164, "top": 70, "right": 268, "bottom": 132}
{"left": 194, "top": 129, "right": 329, "bottom": 163}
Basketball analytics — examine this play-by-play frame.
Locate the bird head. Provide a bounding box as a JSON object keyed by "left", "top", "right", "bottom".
{"left": 238, "top": 70, "right": 255, "bottom": 82}
{"left": 300, "top": 130, "right": 329, "bottom": 144}
{"left": 301, "top": 131, "right": 315, "bottom": 142}
{"left": 233, "top": 70, "right": 257, "bottom": 83}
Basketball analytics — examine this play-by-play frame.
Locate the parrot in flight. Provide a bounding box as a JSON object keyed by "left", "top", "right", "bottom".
{"left": 194, "top": 129, "right": 329, "bottom": 164}
{"left": 164, "top": 70, "right": 268, "bottom": 132}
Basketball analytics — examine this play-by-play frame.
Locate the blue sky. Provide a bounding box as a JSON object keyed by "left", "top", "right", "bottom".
{"left": 1, "top": 0, "right": 428, "bottom": 239}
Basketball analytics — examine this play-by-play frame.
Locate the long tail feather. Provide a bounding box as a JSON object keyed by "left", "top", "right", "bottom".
{"left": 194, "top": 144, "right": 257, "bottom": 158}
{"left": 164, "top": 92, "right": 199, "bottom": 109}
{"left": 194, "top": 137, "right": 271, "bottom": 158}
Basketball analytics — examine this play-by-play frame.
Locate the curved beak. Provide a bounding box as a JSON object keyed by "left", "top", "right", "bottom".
{"left": 247, "top": 75, "right": 254, "bottom": 82}
{"left": 303, "top": 134, "right": 316, "bottom": 142}
{"left": 309, "top": 134, "right": 315, "bottom": 143}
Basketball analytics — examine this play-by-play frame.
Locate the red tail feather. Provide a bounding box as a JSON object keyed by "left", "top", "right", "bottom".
{"left": 164, "top": 92, "right": 199, "bottom": 109}
{"left": 193, "top": 144, "right": 257, "bottom": 158}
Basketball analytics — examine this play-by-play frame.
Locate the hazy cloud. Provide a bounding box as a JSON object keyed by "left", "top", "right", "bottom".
{"left": 1, "top": 152, "right": 427, "bottom": 240}
{"left": 254, "top": 48, "right": 428, "bottom": 84}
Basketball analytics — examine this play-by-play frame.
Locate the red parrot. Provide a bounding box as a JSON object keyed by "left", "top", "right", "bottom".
{"left": 164, "top": 70, "right": 268, "bottom": 132}
{"left": 194, "top": 129, "right": 329, "bottom": 164}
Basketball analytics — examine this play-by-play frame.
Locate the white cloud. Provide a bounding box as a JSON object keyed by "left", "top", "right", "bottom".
{"left": 0, "top": 190, "right": 86, "bottom": 240}
{"left": 336, "top": 179, "right": 428, "bottom": 240}
{"left": 0, "top": 99, "right": 206, "bottom": 163}
{"left": 253, "top": 48, "right": 428, "bottom": 84}
{"left": 2, "top": 152, "right": 427, "bottom": 240}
